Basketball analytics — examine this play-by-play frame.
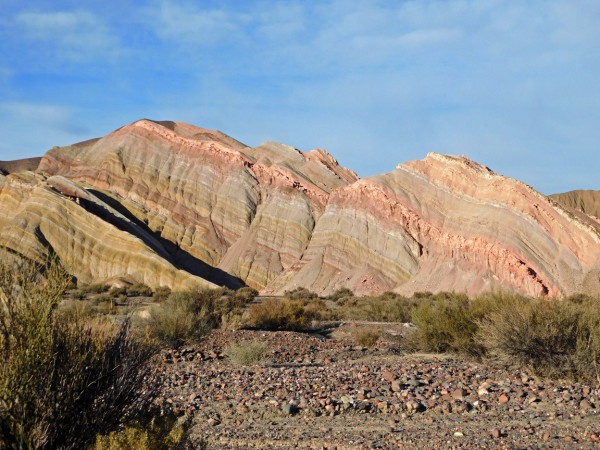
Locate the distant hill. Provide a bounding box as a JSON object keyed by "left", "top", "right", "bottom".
{"left": 550, "top": 190, "right": 600, "bottom": 219}
{"left": 0, "top": 157, "right": 41, "bottom": 174}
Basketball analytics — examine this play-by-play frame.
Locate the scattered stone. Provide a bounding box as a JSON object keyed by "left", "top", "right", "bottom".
{"left": 148, "top": 328, "right": 599, "bottom": 448}
{"left": 498, "top": 393, "right": 510, "bottom": 404}
{"left": 281, "top": 403, "right": 299, "bottom": 415}
{"left": 452, "top": 388, "right": 467, "bottom": 401}
{"left": 579, "top": 399, "right": 592, "bottom": 410}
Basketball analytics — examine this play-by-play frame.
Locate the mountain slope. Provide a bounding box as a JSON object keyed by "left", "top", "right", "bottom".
{"left": 268, "top": 154, "right": 600, "bottom": 296}
{"left": 550, "top": 190, "right": 600, "bottom": 221}
{"left": 35, "top": 119, "right": 357, "bottom": 289}
{"left": 1, "top": 119, "right": 598, "bottom": 297}
{"left": 0, "top": 171, "right": 214, "bottom": 290}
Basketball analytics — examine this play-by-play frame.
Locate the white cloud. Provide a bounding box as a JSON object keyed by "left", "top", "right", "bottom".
{"left": 149, "top": 2, "right": 246, "bottom": 46}
{"left": 15, "top": 10, "right": 122, "bottom": 61}
{"left": 1, "top": 102, "right": 88, "bottom": 135}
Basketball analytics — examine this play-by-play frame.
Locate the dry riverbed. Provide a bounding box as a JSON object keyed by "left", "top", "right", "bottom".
{"left": 150, "top": 325, "right": 600, "bottom": 449}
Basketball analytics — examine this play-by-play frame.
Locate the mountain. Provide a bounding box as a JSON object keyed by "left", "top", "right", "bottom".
{"left": 0, "top": 157, "right": 41, "bottom": 175}
{"left": 1, "top": 119, "right": 599, "bottom": 297}
{"left": 550, "top": 190, "right": 600, "bottom": 222}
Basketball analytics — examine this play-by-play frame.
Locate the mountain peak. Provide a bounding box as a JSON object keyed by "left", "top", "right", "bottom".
{"left": 2, "top": 120, "right": 599, "bottom": 297}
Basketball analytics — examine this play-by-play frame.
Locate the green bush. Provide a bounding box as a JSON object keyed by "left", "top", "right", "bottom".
{"left": 224, "top": 340, "right": 268, "bottom": 366}
{"left": 143, "top": 291, "right": 216, "bottom": 347}
{"left": 126, "top": 283, "right": 153, "bottom": 297}
{"left": 480, "top": 294, "right": 600, "bottom": 381}
{"left": 337, "top": 292, "right": 417, "bottom": 322}
{"left": 0, "top": 256, "right": 156, "bottom": 450}
{"left": 233, "top": 287, "right": 259, "bottom": 303}
{"left": 92, "top": 408, "right": 197, "bottom": 450}
{"left": 284, "top": 287, "right": 318, "bottom": 301}
{"left": 141, "top": 287, "right": 259, "bottom": 346}
{"left": 327, "top": 288, "right": 354, "bottom": 302}
{"left": 80, "top": 283, "right": 111, "bottom": 294}
{"left": 245, "top": 298, "right": 324, "bottom": 330}
{"left": 351, "top": 328, "right": 381, "bottom": 347}
{"left": 153, "top": 286, "right": 172, "bottom": 302}
{"left": 408, "top": 293, "right": 488, "bottom": 357}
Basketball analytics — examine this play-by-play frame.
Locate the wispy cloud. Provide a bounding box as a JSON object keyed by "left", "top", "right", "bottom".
{"left": 149, "top": 2, "right": 247, "bottom": 46}
{"left": 1, "top": 102, "right": 89, "bottom": 135}
{"left": 14, "top": 10, "right": 122, "bottom": 62}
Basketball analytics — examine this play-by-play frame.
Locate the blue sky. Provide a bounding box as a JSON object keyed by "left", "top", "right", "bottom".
{"left": 0, "top": 0, "right": 598, "bottom": 194}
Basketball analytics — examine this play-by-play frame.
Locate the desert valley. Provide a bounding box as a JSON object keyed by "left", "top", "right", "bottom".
{"left": 1, "top": 120, "right": 600, "bottom": 449}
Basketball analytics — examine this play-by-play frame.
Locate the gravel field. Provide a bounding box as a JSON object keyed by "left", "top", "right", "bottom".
{"left": 152, "top": 326, "right": 600, "bottom": 449}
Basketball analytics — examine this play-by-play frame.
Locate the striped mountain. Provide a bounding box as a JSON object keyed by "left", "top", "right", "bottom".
{"left": 1, "top": 119, "right": 598, "bottom": 297}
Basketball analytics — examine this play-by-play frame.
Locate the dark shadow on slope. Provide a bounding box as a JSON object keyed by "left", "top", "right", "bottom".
{"left": 84, "top": 189, "right": 245, "bottom": 289}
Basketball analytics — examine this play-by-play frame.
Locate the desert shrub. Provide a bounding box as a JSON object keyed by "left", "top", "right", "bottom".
{"left": 143, "top": 291, "right": 217, "bottom": 347}
{"left": 95, "top": 298, "right": 118, "bottom": 315}
{"left": 126, "top": 283, "right": 153, "bottom": 297}
{"left": 574, "top": 299, "right": 600, "bottom": 382}
{"left": 327, "top": 288, "right": 354, "bottom": 302}
{"left": 81, "top": 283, "right": 111, "bottom": 295}
{"left": 351, "top": 328, "right": 381, "bottom": 347}
{"left": 284, "top": 287, "right": 318, "bottom": 301}
{"left": 0, "top": 256, "right": 156, "bottom": 450}
{"left": 92, "top": 292, "right": 113, "bottom": 302}
{"left": 232, "top": 287, "right": 259, "bottom": 303}
{"left": 70, "top": 289, "right": 87, "bottom": 300}
{"left": 142, "top": 287, "right": 258, "bottom": 346}
{"left": 57, "top": 299, "right": 96, "bottom": 322}
{"left": 224, "top": 340, "right": 268, "bottom": 366}
{"left": 337, "top": 292, "right": 418, "bottom": 322}
{"left": 153, "top": 286, "right": 172, "bottom": 302}
{"left": 479, "top": 294, "right": 600, "bottom": 381}
{"left": 109, "top": 286, "right": 128, "bottom": 297}
{"left": 245, "top": 298, "right": 324, "bottom": 331}
{"left": 408, "top": 293, "right": 488, "bottom": 357}
{"left": 92, "top": 408, "right": 196, "bottom": 450}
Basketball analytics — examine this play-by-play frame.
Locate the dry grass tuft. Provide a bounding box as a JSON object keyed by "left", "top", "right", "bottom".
{"left": 351, "top": 328, "right": 381, "bottom": 347}
{"left": 224, "top": 340, "right": 268, "bottom": 366}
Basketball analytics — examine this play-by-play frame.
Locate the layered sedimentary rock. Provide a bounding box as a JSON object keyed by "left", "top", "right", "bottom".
{"left": 269, "top": 153, "right": 600, "bottom": 297}
{"left": 0, "top": 171, "right": 214, "bottom": 290}
{"left": 36, "top": 119, "right": 357, "bottom": 289}
{"left": 2, "top": 119, "right": 599, "bottom": 297}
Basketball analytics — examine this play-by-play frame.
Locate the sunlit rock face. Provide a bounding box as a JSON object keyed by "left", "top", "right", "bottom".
{"left": 35, "top": 119, "right": 357, "bottom": 289}
{"left": 267, "top": 153, "right": 600, "bottom": 297}
{"left": 0, "top": 171, "right": 214, "bottom": 290}
{"left": 2, "top": 119, "right": 599, "bottom": 297}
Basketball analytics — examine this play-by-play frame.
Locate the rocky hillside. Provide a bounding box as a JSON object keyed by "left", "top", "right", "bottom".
{"left": 1, "top": 119, "right": 599, "bottom": 296}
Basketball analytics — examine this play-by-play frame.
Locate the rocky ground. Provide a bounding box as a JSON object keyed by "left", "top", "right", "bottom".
{"left": 151, "top": 324, "right": 600, "bottom": 449}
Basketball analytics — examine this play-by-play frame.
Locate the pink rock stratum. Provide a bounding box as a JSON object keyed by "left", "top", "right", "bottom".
{"left": 1, "top": 119, "right": 599, "bottom": 296}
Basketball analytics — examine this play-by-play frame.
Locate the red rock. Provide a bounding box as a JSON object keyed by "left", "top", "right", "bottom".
{"left": 382, "top": 369, "right": 396, "bottom": 382}
{"left": 498, "top": 393, "right": 510, "bottom": 404}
